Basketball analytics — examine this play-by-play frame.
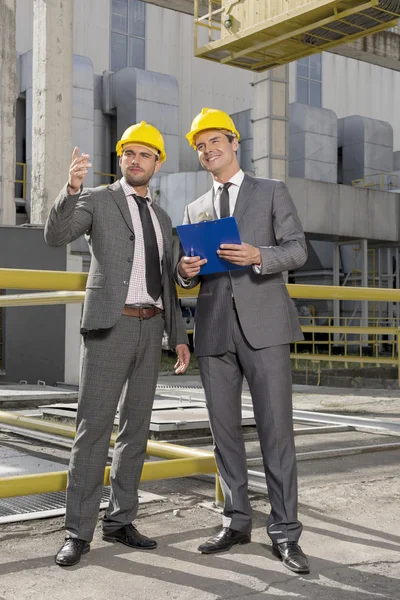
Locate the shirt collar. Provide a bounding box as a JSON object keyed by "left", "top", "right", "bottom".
{"left": 120, "top": 177, "right": 152, "bottom": 203}
{"left": 213, "top": 169, "right": 245, "bottom": 194}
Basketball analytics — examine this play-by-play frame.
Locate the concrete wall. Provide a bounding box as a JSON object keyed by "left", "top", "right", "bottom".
{"left": 322, "top": 52, "right": 400, "bottom": 152}
{"left": 288, "top": 177, "right": 400, "bottom": 243}
{"left": 0, "top": 226, "right": 66, "bottom": 384}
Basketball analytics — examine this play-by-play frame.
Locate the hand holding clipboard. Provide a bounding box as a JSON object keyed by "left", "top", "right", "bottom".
{"left": 176, "top": 216, "right": 246, "bottom": 275}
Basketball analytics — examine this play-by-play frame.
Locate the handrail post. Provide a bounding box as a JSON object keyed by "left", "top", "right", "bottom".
{"left": 397, "top": 330, "right": 400, "bottom": 387}
{"left": 215, "top": 475, "right": 224, "bottom": 506}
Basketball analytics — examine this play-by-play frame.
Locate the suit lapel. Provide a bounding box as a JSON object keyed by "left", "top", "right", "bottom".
{"left": 233, "top": 174, "right": 258, "bottom": 224}
{"left": 108, "top": 180, "right": 134, "bottom": 234}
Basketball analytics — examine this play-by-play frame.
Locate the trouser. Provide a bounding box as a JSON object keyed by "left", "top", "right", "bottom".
{"left": 65, "top": 313, "right": 164, "bottom": 541}
{"left": 198, "top": 308, "right": 302, "bottom": 544}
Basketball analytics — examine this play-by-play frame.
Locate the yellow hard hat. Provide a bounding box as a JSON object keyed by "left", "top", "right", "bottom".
{"left": 186, "top": 107, "right": 240, "bottom": 149}
{"left": 116, "top": 121, "right": 166, "bottom": 163}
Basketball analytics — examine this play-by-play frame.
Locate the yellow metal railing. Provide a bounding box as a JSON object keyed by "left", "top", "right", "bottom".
{"left": 15, "top": 161, "right": 27, "bottom": 198}
{"left": 352, "top": 172, "right": 400, "bottom": 191}
{"left": 2, "top": 267, "right": 400, "bottom": 497}
{"left": 0, "top": 412, "right": 221, "bottom": 501}
{"left": 4, "top": 267, "right": 400, "bottom": 302}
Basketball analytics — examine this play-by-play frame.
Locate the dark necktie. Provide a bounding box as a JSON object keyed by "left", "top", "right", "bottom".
{"left": 133, "top": 195, "right": 162, "bottom": 302}
{"left": 219, "top": 182, "right": 232, "bottom": 218}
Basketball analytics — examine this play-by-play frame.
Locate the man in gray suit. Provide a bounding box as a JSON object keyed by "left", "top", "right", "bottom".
{"left": 45, "top": 121, "right": 190, "bottom": 567}
{"left": 177, "top": 108, "right": 309, "bottom": 574}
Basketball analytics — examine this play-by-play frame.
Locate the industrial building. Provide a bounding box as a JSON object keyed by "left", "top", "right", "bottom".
{"left": 1, "top": 0, "right": 400, "bottom": 384}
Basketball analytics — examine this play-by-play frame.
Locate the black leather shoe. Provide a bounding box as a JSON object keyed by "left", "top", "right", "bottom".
{"left": 272, "top": 541, "right": 310, "bottom": 574}
{"left": 55, "top": 538, "right": 90, "bottom": 567}
{"left": 102, "top": 523, "right": 157, "bottom": 549}
{"left": 198, "top": 527, "right": 251, "bottom": 554}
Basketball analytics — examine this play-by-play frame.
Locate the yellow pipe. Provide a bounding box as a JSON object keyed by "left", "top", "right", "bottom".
{"left": 0, "top": 291, "right": 85, "bottom": 307}
{"left": 0, "top": 268, "right": 87, "bottom": 291}
{"left": 285, "top": 284, "right": 400, "bottom": 303}
{"left": 301, "top": 325, "right": 399, "bottom": 335}
{"left": 3, "top": 268, "right": 400, "bottom": 302}
{"left": 0, "top": 456, "right": 217, "bottom": 499}
{"left": 290, "top": 353, "right": 396, "bottom": 365}
{"left": 215, "top": 476, "right": 224, "bottom": 505}
{"left": 0, "top": 411, "right": 214, "bottom": 460}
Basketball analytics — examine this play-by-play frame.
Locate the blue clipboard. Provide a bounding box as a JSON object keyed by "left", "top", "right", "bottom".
{"left": 176, "top": 216, "right": 246, "bottom": 275}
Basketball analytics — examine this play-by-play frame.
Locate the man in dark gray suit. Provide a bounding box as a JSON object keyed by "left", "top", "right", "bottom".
{"left": 45, "top": 121, "right": 190, "bottom": 567}
{"left": 177, "top": 108, "right": 309, "bottom": 574}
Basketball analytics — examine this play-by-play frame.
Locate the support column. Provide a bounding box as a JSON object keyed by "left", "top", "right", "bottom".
{"left": 333, "top": 242, "right": 340, "bottom": 342}
{"left": 253, "top": 65, "right": 289, "bottom": 283}
{"left": 395, "top": 248, "right": 399, "bottom": 328}
{"left": 30, "top": 0, "right": 73, "bottom": 224}
{"left": 252, "top": 65, "right": 289, "bottom": 182}
{"left": 387, "top": 248, "right": 394, "bottom": 322}
{"left": 361, "top": 239, "right": 368, "bottom": 344}
{"left": 0, "top": 0, "right": 17, "bottom": 225}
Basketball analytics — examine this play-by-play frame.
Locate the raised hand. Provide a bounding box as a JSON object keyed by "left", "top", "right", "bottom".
{"left": 68, "top": 147, "right": 92, "bottom": 194}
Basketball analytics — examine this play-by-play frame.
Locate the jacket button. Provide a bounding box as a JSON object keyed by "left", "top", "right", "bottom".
{"left": 226, "top": 285, "right": 231, "bottom": 291}
{"left": 130, "top": 235, "right": 134, "bottom": 240}
{"left": 123, "top": 281, "right": 129, "bottom": 285}
{"left": 127, "top": 257, "right": 132, "bottom": 263}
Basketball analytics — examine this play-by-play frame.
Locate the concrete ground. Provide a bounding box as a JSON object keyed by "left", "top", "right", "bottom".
{"left": 1, "top": 380, "right": 400, "bottom": 600}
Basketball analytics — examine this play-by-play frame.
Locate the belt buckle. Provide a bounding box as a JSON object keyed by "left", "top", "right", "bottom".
{"left": 138, "top": 307, "right": 144, "bottom": 320}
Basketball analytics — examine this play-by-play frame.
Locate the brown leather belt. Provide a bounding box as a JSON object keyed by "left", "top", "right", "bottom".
{"left": 122, "top": 305, "right": 163, "bottom": 320}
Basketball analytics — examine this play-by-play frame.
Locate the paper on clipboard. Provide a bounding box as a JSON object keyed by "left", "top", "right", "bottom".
{"left": 176, "top": 216, "right": 246, "bottom": 275}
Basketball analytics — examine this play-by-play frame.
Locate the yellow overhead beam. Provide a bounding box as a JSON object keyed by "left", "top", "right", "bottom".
{"left": 194, "top": 0, "right": 400, "bottom": 71}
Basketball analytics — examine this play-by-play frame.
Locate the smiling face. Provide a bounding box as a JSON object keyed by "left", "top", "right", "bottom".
{"left": 119, "top": 143, "right": 161, "bottom": 188}
{"left": 194, "top": 129, "right": 240, "bottom": 181}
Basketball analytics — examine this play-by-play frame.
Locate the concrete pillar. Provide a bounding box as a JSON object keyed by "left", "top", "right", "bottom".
{"left": 30, "top": 0, "right": 73, "bottom": 224}
{"left": 64, "top": 251, "right": 82, "bottom": 385}
{"left": 252, "top": 65, "right": 289, "bottom": 182}
{"left": 0, "top": 0, "right": 17, "bottom": 225}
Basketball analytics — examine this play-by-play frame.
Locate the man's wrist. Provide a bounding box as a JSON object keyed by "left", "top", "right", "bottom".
{"left": 253, "top": 248, "right": 262, "bottom": 265}
{"left": 178, "top": 265, "right": 191, "bottom": 281}
{"left": 67, "top": 183, "right": 81, "bottom": 195}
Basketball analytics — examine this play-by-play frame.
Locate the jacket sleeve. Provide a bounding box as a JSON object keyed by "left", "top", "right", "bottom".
{"left": 174, "top": 204, "right": 200, "bottom": 289}
{"left": 44, "top": 183, "right": 95, "bottom": 247}
{"left": 258, "top": 181, "right": 307, "bottom": 275}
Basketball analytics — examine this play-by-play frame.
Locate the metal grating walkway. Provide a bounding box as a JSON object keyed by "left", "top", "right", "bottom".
{"left": 0, "top": 487, "right": 164, "bottom": 525}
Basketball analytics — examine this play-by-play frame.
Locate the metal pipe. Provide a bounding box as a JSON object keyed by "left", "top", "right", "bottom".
{"left": 0, "top": 268, "right": 87, "bottom": 291}
{"left": 0, "top": 291, "right": 85, "bottom": 307}
{"left": 0, "top": 456, "right": 217, "bottom": 499}
{"left": 0, "top": 411, "right": 214, "bottom": 459}
{"left": 4, "top": 268, "right": 400, "bottom": 302}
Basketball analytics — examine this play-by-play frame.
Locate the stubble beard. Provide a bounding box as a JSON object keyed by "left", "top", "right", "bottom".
{"left": 122, "top": 166, "right": 151, "bottom": 189}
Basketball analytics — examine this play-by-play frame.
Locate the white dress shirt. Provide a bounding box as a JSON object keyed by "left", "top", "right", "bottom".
{"left": 213, "top": 169, "right": 245, "bottom": 218}
{"left": 120, "top": 177, "right": 164, "bottom": 308}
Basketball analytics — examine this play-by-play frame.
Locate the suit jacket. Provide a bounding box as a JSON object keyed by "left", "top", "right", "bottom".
{"left": 177, "top": 174, "right": 307, "bottom": 357}
{"left": 45, "top": 180, "right": 188, "bottom": 348}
